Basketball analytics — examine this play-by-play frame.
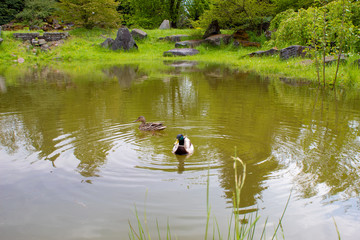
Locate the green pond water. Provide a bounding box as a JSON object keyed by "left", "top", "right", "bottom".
{"left": 0, "top": 61, "right": 359, "bottom": 240}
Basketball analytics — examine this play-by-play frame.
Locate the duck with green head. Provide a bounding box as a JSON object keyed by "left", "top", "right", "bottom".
{"left": 133, "top": 116, "right": 166, "bottom": 131}
{"left": 172, "top": 134, "right": 194, "bottom": 155}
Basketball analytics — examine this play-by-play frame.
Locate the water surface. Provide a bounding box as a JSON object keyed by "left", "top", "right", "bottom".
{"left": 0, "top": 62, "right": 360, "bottom": 239}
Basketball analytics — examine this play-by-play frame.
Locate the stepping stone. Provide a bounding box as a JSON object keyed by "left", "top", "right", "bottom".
{"left": 163, "top": 48, "right": 199, "bottom": 57}
{"left": 175, "top": 40, "right": 205, "bottom": 48}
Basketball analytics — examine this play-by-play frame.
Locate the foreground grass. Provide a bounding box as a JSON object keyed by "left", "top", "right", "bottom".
{"left": 0, "top": 27, "right": 359, "bottom": 88}
{"left": 129, "top": 156, "right": 290, "bottom": 240}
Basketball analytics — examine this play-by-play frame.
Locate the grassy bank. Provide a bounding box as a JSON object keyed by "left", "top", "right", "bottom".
{"left": 0, "top": 28, "right": 359, "bottom": 88}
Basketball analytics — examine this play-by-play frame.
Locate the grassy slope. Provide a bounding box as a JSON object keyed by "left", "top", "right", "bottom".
{"left": 0, "top": 28, "right": 359, "bottom": 88}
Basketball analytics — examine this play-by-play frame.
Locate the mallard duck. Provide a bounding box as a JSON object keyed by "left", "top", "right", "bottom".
{"left": 133, "top": 116, "right": 166, "bottom": 131}
{"left": 172, "top": 134, "right": 194, "bottom": 155}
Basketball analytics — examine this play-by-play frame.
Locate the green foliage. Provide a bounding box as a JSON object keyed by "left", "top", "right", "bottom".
{"left": 185, "top": 0, "right": 210, "bottom": 21}
{"left": 196, "top": 0, "right": 275, "bottom": 30}
{"left": 269, "top": 9, "right": 295, "bottom": 31}
{"left": 128, "top": 0, "right": 166, "bottom": 28}
{"left": 127, "top": 0, "right": 186, "bottom": 28}
{"left": 16, "top": 0, "right": 57, "bottom": 26}
{"left": 57, "top": 0, "right": 121, "bottom": 29}
{"left": 271, "top": 0, "right": 359, "bottom": 52}
{"left": 0, "top": 0, "right": 25, "bottom": 25}
{"left": 273, "top": 0, "right": 314, "bottom": 12}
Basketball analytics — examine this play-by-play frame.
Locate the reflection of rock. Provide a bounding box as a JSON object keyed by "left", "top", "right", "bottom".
{"left": 0, "top": 76, "right": 7, "bottom": 93}
{"left": 102, "top": 65, "right": 147, "bottom": 88}
{"left": 163, "top": 60, "right": 199, "bottom": 68}
{"left": 163, "top": 48, "right": 199, "bottom": 56}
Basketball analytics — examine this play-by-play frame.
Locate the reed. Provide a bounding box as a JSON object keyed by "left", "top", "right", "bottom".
{"left": 128, "top": 152, "right": 289, "bottom": 240}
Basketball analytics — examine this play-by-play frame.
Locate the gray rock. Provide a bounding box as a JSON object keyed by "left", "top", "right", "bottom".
{"left": 13, "top": 33, "right": 40, "bottom": 41}
{"left": 203, "top": 20, "right": 221, "bottom": 39}
{"left": 280, "top": 45, "right": 311, "bottom": 60}
{"left": 43, "top": 32, "right": 69, "bottom": 41}
{"left": 13, "top": 32, "right": 69, "bottom": 42}
{"left": 38, "top": 39, "right": 47, "bottom": 46}
{"left": 164, "top": 48, "right": 199, "bottom": 57}
{"left": 0, "top": 38, "right": 2, "bottom": 45}
{"left": 175, "top": 40, "right": 205, "bottom": 48}
{"left": 159, "top": 20, "right": 170, "bottom": 30}
{"left": 101, "top": 38, "right": 115, "bottom": 49}
{"left": 131, "top": 29, "right": 147, "bottom": 40}
{"left": 205, "top": 34, "right": 232, "bottom": 46}
{"left": 159, "top": 35, "right": 189, "bottom": 42}
{"left": 31, "top": 39, "right": 39, "bottom": 46}
{"left": 111, "top": 28, "right": 138, "bottom": 51}
{"left": 248, "top": 48, "right": 279, "bottom": 57}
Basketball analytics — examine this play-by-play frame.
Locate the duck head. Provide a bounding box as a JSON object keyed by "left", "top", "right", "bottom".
{"left": 134, "top": 116, "right": 146, "bottom": 123}
{"left": 176, "top": 134, "right": 185, "bottom": 145}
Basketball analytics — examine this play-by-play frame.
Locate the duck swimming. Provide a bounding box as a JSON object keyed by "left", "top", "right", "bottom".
{"left": 172, "top": 134, "right": 194, "bottom": 155}
{"left": 133, "top": 116, "right": 166, "bottom": 131}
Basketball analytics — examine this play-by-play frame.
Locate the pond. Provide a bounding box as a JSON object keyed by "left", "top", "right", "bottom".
{"left": 0, "top": 61, "right": 359, "bottom": 240}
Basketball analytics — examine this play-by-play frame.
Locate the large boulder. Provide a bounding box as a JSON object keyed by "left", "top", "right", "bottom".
{"left": 280, "top": 45, "right": 311, "bottom": 60}
{"left": 203, "top": 20, "right": 221, "bottom": 39}
{"left": 175, "top": 40, "right": 205, "bottom": 48}
{"left": 164, "top": 48, "right": 199, "bottom": 57}
{"left": 205, "top": 34, "right": 232, "bottom": 46}
{"left": 103, "top": 28, "right": 138, "bottom": 51}
{"left": 131, "top": 29, "right": 147, "bottom": 40}
{"left": 159, "top": 20, "right": 170, "bottom": 29}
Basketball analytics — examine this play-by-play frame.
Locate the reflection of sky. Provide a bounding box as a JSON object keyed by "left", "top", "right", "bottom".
{"left": 2, "top": 63, "right": 360, "bottom": 239}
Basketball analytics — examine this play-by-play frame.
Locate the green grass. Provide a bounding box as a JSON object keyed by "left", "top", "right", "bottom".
{"left": 128, "top": 153, "right": 289, "bottom": 240}
{"left": 0, "top": 27, "right": 359, "bottom": 88}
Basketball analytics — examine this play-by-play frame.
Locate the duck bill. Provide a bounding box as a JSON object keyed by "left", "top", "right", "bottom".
{"left": 174, "top": 139, "right": 179, "bottom": 145}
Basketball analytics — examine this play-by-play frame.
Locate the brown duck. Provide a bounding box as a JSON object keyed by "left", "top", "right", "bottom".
{"left": 133, "top": 116, "right": 166, "bottom": 131}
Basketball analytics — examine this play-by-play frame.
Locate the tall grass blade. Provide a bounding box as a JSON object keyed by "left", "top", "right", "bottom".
{"left": 205, "top": 168, "right": 211, "bottom": 240}
{"left": 271, "top": 191, "right": 291, "bottom": 240}
{"left": 332, "top": 217, "right": 341, "bottom": 240}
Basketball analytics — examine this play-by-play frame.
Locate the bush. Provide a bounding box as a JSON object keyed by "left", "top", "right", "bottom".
{"left": 16, "top": 0, "right": 56, "bottom": 26}
{"left": 270, "top": 0, "right": 360, "bottom": 52}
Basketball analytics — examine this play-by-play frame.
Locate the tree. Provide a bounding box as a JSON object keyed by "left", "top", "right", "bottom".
{"left": 0, "top": 0, "right": 25, "bottom": 25}
{"left": 185, "top": 0, "right": 210, "bottom": 21}
{"left": 127, "top": 0, "right": 186, "bottom": 28}
{"left": 57, "top": 0, "right": 120, "bottom": 29}
{"left": 16, "top": 0, "right": 57, "bottom": 26}
{"left": 196, "top": 0, "right": 275, "bottom": 30}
